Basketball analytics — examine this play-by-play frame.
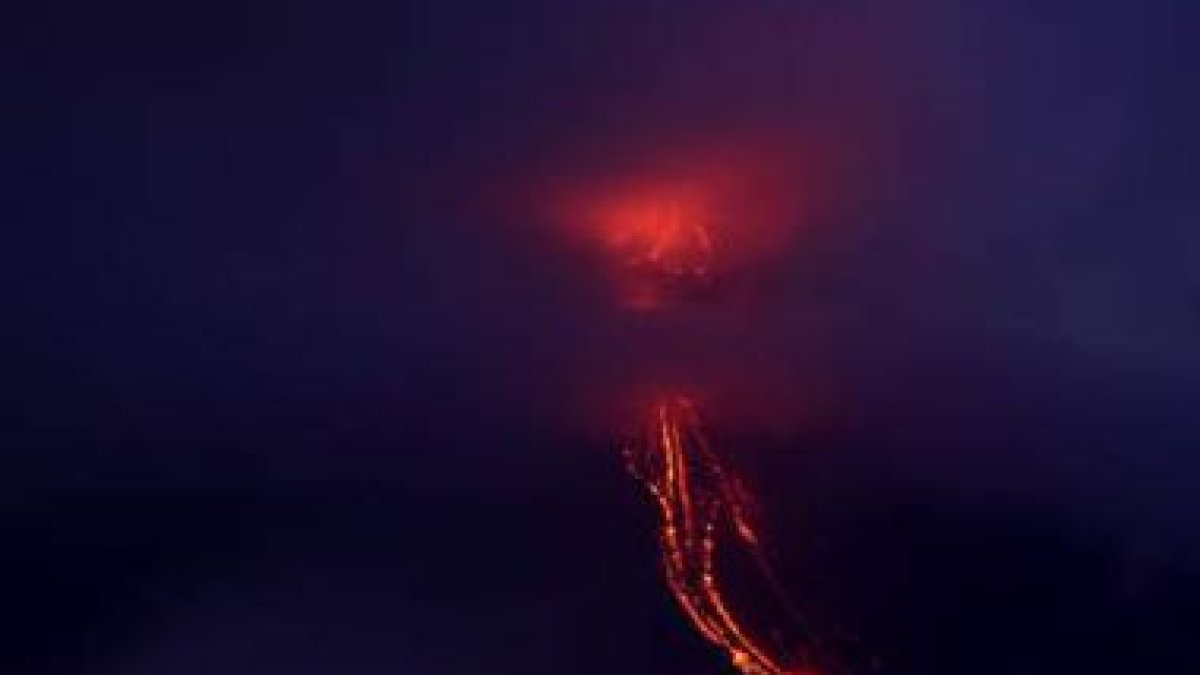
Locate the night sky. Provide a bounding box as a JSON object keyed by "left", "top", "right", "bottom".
{"left": 8, "top": 1, "right": 1200, "bottom": 674}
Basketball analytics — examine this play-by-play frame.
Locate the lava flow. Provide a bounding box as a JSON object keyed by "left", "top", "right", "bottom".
{"left": 624, "top": 396, "right": 823, "bottom": 675}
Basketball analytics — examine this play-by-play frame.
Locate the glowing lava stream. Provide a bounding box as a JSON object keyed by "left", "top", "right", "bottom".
{"left": 624, "top": 396, "right": 820, "bottom": 675}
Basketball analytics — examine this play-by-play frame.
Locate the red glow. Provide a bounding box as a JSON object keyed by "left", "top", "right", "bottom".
{"left": 538, "top": 136, "right": 823, "bottom": 310}
{"left": 601, "top": 192, "right": 712, "bottom": 275}
{"left": 589, "top": 186, "right": 715, "bottom": 310}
